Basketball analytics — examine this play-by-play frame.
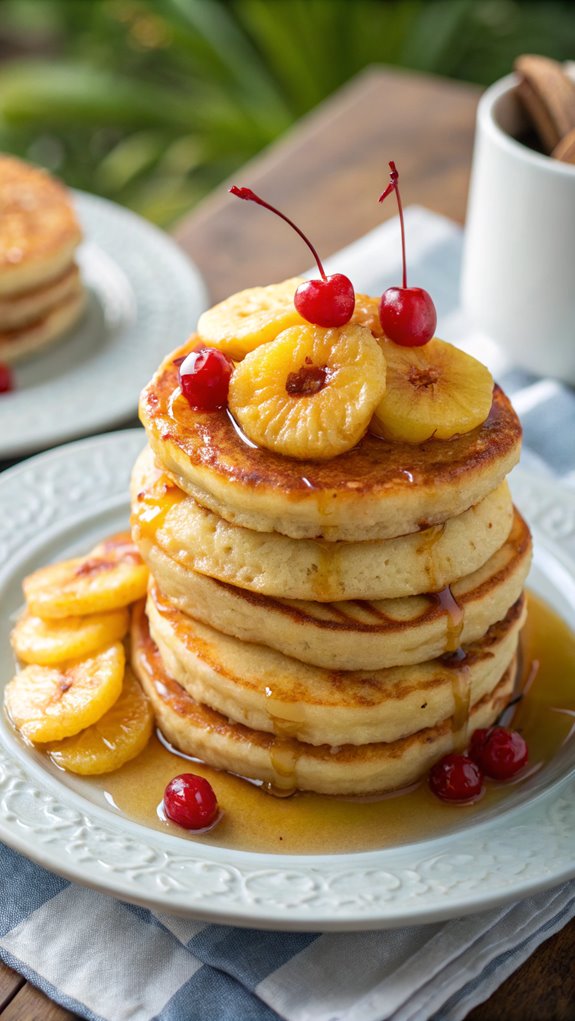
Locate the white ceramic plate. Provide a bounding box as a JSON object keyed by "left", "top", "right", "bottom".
{"left": 1, "top": 430, "right": 574, "bottom": 931}
{"left": 0, "top": 192, "right": 207, "bottom": 459}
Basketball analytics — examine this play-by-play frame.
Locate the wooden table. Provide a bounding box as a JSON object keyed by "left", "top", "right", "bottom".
{"left": 1, "top": 66, "right": 573, "bottom": 1021}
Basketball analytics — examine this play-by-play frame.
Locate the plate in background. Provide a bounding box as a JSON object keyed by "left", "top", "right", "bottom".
{"left": 0, "top": 191, "right": 207, "bottom": 459}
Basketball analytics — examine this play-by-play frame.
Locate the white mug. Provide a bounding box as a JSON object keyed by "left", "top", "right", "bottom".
{"left": 461, "top": 73, "right": 575, "bottom": 383}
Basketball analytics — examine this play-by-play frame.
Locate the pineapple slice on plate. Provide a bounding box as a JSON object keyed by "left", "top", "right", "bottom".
{"left": 371, "top": 338, "right": 494, "bottom": 444}
{"left": 4, "top": 642, "right": 125, "bottom": 743}
{"left": 228, "top": 322, "right": 386, "bottom": 460}
{"left": 197, "top": 278, "right": 306, "bottom": 359}
{"left": 89, "top": 532, "right": 143, "bottom": 562}
{"left": 24, "top": 531, "right": 148, "bottom": 619}
{"left": 11, "top": 607, "right": 129, "bottom": 666}
{"left": 47, "top": 669, "right": 153, "bottom": 775}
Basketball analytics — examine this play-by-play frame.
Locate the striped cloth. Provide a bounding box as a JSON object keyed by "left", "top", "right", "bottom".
{"left": 1, "top": 208, "right": 574, "bottom": 1021}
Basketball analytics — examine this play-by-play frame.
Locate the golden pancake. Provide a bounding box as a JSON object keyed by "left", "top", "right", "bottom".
{"left": 0, "top": 286, "right": 86, "bottom": 363}
{"left": 141, "top": 508, "right": 531, "bottom": 670}
{"left": 0, "top": 262, "right": 80, "bottom": 329}
{"left": 131, "top": 600, "right": 517, "bottom": 795}
{"left": 0, "top": 155, "right": 82, "bottom": 295}
{"left": 146, "top": 585, "right": 524, "bottom": 747}
{"left": 140, "top": 338, "right": 522, "bottom": 541}
{"left": 131, "top": 446, "right": 514, "bottom": 601}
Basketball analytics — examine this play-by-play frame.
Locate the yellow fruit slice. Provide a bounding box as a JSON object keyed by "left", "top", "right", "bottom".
{"left": 89, "top": 531, "right": 143, "bottom": 562}
{"left": 197, "top": 278, "right": 306, "bottom": 359}
{"left": 4, "top": 642, "right": 125, "bottom": 743}
{"left": 228, "top": 323, "right": 386, "bottom": 459}
{"left": 371, "top": 338, "right": 494, "bottom": 443}
{"left": 11, "top": 607, "right": 129, "bottom": 666}
{"left": 47, "top": 669, "right": 154, "bottom": 775}
{"left": 23, "top": 532, "right": 148, "bottom": 619}
{"left": 351, "top": 294, "right": 385, "bottom": 337}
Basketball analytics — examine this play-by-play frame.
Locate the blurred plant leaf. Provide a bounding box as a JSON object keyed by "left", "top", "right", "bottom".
{"left": 0, "top": 0, "right": 573, "bottom": 226}
{"left": 400, "top": 0, "right": 476, "bottom": 72}
{"left": 94, "top": 131, "right": 169, "bottom": 191}
{"left": 161, "top": 0, "right": 291, "bottom": 119}
{"left": 0, "top": 61, "right": 195, "bottom": 129}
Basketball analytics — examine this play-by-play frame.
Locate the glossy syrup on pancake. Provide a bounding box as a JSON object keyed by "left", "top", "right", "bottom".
{"left": 145, "top": 580, "right": 525, "bottom": 747}
{"left": 137, "top": 509, "right": 532, "bottom": 671}
{"left": 85, "top": 592, "right": 575, "bottom": 854}
{"left": 131, "top": 446, "right": 518, "bottom": 604}
{"left": 146, "top": 352, "right": 519, "bottom": 497}
{"left": 140, "top": 341, "right": 523, "bottom": 541}
{"left": 133, "top": 612, "right": 517, "bottom": 796}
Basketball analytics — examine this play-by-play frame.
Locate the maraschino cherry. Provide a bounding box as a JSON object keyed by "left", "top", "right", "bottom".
{"left": 428, "top": 753, "right": 483, "bottom": 802}
{"left": 469, "top": 727, "right": 528, "bottom": 780}
{"left": 229, "top": 185, "right": 355, "bottom": 328}
{"left": 163, "top": 773, "right": 219, "bottom": 830}
{"left": 0, "top": 363, "right": 13, "bottom": 394}
{"left": 178, "top": 346, "right": 233, "bottom": 411}
{"left": 378, "top": 162, "right": 437, "bottom": 346}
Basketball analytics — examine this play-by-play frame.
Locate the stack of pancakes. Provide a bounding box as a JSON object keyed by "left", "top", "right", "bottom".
{"left": 131, "top": 347, "right": 531, "bottom": 796}
{"left": 0, "top": 155, "right": 86, "bottom": 363}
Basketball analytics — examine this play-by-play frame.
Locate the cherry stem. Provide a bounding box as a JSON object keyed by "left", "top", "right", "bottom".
{"left": 379, "top": 161, "right": 407, "bottom": 289}
{"left": 229, "top": 185, "right": 327, "bottom": 281}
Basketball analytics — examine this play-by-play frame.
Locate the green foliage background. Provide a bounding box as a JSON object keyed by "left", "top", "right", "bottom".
{"left": 0, "top": 0, "right": 573, "bottom": 224}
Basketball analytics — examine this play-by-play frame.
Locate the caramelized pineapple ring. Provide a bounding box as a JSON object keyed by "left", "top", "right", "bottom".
{"left": 24, "top": 532, "right": 148, "bottom": 619}
{"left": 197, "top": 278, "right": 306, "bottom": 359}
{"left": 350, "top": 293, "right": 385, "bottom": 337}
{"left": 12, "top": 608, "right": 129, "bottom": 666}
{"left": 371, "top": 338, "right": 494, "bottom": 444}
{"left": 228, "top": 323, "right": 386, "bottom": 460}
{"left": 5, "top": 642, "right": 125, "bottom": 743}
{"left": 47, "top": 668, "right": 154, "bottom": 775}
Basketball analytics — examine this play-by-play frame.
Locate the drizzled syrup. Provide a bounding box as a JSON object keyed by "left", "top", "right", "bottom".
{"left": 417, "top": 523, "right": 445, "bottom": 590}
{"left": 436, "top": 586, "right": 465, "bottom": 653}
{"left": 309, "top": 539, "right": 340, "bottom": 601}
{"left": 266, "top": 714, "right": 302, "bottom": 795}
{"left": 435, "top": 586, "right": 468, "bottom": 746}
{"left": 433, "top": 588, "right": 471, "bottom": 747}
{"left": 86, "top": 592, "right": 575, "bottom": 855}
{"left": 131, "top": 474, "right": 184, "bottom": 544}
{"left": 441, "top": 646, "right": 472, "bottom": 748}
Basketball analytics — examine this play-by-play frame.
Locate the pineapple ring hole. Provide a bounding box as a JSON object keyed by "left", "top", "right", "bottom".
{"left": 408, "top": 365, "right": 440, "bottom": 391}
{"left": 285, "top": 358, "right": 331, "bottom": 397}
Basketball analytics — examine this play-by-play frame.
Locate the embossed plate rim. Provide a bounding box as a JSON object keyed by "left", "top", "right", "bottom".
{"left": 0, "top": 429, "right": 574, "bottom": 931}
{"left": 0, "top": 191, "right": 208, "bottom": 459}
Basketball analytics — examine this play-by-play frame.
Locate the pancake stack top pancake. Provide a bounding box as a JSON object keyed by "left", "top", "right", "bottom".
{"left": 131, "top": 272, "right": 531, "bottom": 797}
{"left": 0, "top": 155, "right": 86, "bottom": 363}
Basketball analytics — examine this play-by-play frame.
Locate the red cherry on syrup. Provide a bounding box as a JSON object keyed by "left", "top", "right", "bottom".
{"left": 0, "top": 363, "right": 13, "bottom": 394}
{"left": 163, "top": 773, "right": 219, "bottom": 830}
{"left": 469, "top": 727, "right": 528, "bottom": 780}
{"left": 429, "top": 753, "right": 483, "bottom": 802}
{"left": 229, "top": 185, "right": 355, "bottom": 328}
{"left": 378, "top": 161, "right": 437, "bottom": 347}
{"left": 178, "top": 346, "right": 232, "bottom": 411}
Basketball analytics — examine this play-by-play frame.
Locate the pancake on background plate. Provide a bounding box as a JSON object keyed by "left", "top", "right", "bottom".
{"left": 0, "top": 155, "right": 85, "bottom": 363}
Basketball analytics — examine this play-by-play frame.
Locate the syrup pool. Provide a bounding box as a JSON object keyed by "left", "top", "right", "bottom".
{"left": 84, "top": 591, "right": 575, "bottom": 855}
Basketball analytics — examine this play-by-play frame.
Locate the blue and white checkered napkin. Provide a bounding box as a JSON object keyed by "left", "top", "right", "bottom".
{"left": 2, "top": 208, "right": 575, "bottom": 1021}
